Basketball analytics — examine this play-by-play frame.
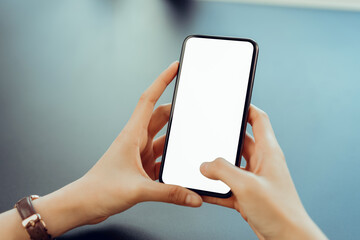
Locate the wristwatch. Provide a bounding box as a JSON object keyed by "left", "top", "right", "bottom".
{"left": 15, "top": 195, "right": 52, "bottom": 240}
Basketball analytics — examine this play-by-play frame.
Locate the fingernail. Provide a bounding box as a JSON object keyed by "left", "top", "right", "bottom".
{"left": 185, "top": 194, "right": 194, "bottom": 205}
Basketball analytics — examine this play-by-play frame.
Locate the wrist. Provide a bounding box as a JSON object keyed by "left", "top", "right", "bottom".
{"left": 291, "top": 215, "right": 327, "bottom": 240}
{"left": 272, "top": 210, "right": 327, "bottom": 240}
{"left": 32, "top": 178, "right": 97, "bottom": 237}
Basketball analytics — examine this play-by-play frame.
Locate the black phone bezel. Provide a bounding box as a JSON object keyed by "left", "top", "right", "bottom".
{"left": 159, "top": 35, "right": 259, "bottom": 198}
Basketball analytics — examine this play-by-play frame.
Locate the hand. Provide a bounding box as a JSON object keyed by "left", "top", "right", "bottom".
{"left": 200, "top": 105, "right": 327, "bottom": 240}
{"left": 81, "top": 62, "right": 202, "bottom": 222}
{"left": 0, "top": 62, "right": 202, "bottom": 239}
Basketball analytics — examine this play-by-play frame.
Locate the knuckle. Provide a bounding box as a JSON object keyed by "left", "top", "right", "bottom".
{"left": 258, "top": 109, "right": 269, "bottom": 120}
{"left": 213, "top": 158, "right": 225, "bottom": 169}
{"left": 139, "top": 92, "right": 155, "bottom": 105}
{"left": 139, "top": 92, "right": 149, "bottom": 102}
{"left": 168, "top": 186, "right": 185, "bottom": 204}
{"left": 265, "top": 133, "right": 277, "bottom": 145}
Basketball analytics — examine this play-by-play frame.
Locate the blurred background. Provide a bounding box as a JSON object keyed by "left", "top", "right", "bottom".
{"left": 0, "top": 0, "right": 359, "bottom": 239}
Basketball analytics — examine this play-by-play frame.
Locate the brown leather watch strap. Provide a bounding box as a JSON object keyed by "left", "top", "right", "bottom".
{"left": 15, "top": 195, "right": 52, "bottom": 240}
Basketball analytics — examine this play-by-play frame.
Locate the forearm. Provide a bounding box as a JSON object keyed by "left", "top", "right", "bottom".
{"left": 0, "top": 208, "right": 29, "bottom": 240}
{"left": 0, "top": 178, "right": 94, "bottom": 239}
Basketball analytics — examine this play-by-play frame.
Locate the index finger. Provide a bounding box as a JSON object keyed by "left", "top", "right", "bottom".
{"left": 130, "top": 61, "right": 179, "bottom": 128}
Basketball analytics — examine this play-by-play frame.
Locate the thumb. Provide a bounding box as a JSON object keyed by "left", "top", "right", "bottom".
{"left": 200, "top": 157, "right": 251, "bottom": 191}
{"left": 142, "top": 181, "right": 202, "bottom": 207}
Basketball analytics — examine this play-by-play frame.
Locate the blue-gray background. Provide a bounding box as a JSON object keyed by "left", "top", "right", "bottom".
{"left": 0, "top": 0, "right": 359, "bottom": 239}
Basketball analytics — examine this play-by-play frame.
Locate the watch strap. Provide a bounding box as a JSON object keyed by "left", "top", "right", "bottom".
{"left": 15, "top": 195, "right": 52, "bottom": 240}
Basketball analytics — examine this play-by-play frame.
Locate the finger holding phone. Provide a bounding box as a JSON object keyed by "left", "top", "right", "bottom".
{"left": 200, "top": 105, "right": 328, "bottom": 240}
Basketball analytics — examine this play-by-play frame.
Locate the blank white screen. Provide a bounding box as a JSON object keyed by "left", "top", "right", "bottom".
{"left": 162, "top": 37, "right": 254, "bottom": 194}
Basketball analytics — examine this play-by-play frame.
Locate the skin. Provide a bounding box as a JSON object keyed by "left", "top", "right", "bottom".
{"left": 0, "top": 62, "right": 327, "bottom": 240}
{"left": 200, "top": 105, "right": 328, "bottom": 240}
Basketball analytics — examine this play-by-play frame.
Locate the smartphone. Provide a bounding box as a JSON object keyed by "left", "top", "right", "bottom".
{"left": 159, "top": 35, "right": 258, "bottom": 198}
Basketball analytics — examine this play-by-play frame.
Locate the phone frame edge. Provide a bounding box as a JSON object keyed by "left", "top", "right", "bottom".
{"left": 159, "top": 34, "right": 259, "bottom": 199}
